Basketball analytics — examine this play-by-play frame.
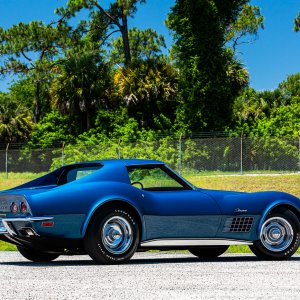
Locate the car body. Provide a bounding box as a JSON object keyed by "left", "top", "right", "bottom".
{"left": 1, "top": 159, "right": 300, "bottom": 263}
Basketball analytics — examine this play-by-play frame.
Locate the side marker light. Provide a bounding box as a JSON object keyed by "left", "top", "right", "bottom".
{"left": 41, "top": 221, "right": 54, "bottom": 228}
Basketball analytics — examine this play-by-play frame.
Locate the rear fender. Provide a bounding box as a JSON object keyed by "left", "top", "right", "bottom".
{"left": 81, "top": 197, "right": 144, "bottom": 238}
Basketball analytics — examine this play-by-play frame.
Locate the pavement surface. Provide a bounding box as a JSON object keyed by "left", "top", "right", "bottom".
{"left": 0, "top": 251, "right": 300, "bottom": 299}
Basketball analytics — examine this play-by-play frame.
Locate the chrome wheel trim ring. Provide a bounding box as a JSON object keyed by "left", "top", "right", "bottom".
{"left": 260, "top": 217, "right": 294, "bottom": 252}
{"left": 102, "top": 216, "right": 133, "bottom": 255}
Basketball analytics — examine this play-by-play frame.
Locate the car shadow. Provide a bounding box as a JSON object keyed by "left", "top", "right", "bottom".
{"left": 129, "top": 255, "right": 300, "bottom": 265}
{"left": 1, "top": 254, "right": 300, "bottom": 267}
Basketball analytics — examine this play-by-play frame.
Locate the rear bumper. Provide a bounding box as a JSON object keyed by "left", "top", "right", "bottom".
{"left": 0, "top": 217, "right": 53, "bottom": 236}
{"left": 0, "top": 216, "right": 85, "bottom": 254}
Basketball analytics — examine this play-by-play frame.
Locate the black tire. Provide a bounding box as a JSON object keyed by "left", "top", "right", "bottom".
{"left": 84, "top": 206, "right": 139, "bottom": 264}
{"left": 17, "top": 246, "right": 59, "bottom": 262}
{"left": 189, "top": 246, "right": 229, "bottom": 258}
{"left": 250, "top": 209, "right": 300, "bottom": 260}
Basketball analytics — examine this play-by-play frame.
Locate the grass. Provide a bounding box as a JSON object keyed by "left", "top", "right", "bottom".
{"left": 0, "top": 172, "right": 45, "bottom": 190}
{"left": 1, "top": 172, "right": 300, "bottom": 252}
{"left": 0, "top": 242, "right": 16, "bottom": 251}
{"left": 186, "top": 174, "right": 300, "bottom": 198}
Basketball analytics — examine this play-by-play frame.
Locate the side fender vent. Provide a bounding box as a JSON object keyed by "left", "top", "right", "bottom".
{"left": 223, "top": 217, "right": 254, "bottom": 232}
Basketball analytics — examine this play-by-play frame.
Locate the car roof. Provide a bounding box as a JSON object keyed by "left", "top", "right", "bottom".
{"left": 58, "top": 159, "right": 165, "bottom": 185}
{"left": 67, "top": 159, "right": 165, "bottom": 168}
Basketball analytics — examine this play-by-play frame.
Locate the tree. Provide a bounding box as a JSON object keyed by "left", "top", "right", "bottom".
{"left": 294, "top": 12, "right": 300, "bottom": 32}
{"left": 0, "top": 93, "right": 32, "bottom": 143}
{"left": 166, "top": 0, "right": 264, "bottom": 132}
{"left": 27, "top": 111, "right": 77, "bottom": 148}
{"left": 8, "top": 78, "right": 35, "bottom": 111}
{"left": 256, "top": 104, "right": 300, "bottom": 137}
{"left": 114, "top": 59, "right": 178, "bottom": 130}
{"left": 110, "top": 27, "right": 166, "bottom": 64}
{"left": 167, "top": 0, "right": 256, "bottom": 132}
{"left": 277, "top": 73, "right": 300, "bottom": 105}
{"left": 50, "top": 52, "right": 112, "bottom": 131}
{"left": 57, "top": 0, "right": 146, "bottom": 66}
{"left": 226, "top": 4, "right": 264, "bottom": 50}
{"left": 0, "top": 20, "right": 71, "bottom": 122}
{"left": 232, "top": 73, "right": 300, "bottom": 136}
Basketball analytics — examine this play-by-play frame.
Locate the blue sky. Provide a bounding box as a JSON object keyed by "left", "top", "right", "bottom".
{"left": 0, "top": 0, "right": 299, "bottom": 92}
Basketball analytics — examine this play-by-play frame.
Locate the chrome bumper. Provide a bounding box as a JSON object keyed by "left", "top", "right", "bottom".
{"left": 0, "top": 217, "right": 53, "bottom": 236}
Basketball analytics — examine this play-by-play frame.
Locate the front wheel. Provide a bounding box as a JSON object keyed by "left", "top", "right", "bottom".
{"left": 17, "top": 246, "right": 59, "bottom": 262}
{"left": 189, "top": 246, "right": 229, "bottom": 258}
{"left": 250, "top": 209, "right": 300, "bottom": 260}
{"left": 84, "top": 206, "right": 139, "bottom": 264}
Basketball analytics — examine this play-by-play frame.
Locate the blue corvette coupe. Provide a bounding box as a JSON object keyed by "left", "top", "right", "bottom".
{"left": 0, "top": 159, "right": 300, "bottom": 264}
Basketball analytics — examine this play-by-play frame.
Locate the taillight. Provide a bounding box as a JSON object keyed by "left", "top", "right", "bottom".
{"left": 41, "top": 221, "right": 54, "bottom": 228}
{"left": 20, "top": 202, "right": 28, "bottom": 214}
{"left": 11, "top": 202, "right": 18, "bottom": 213}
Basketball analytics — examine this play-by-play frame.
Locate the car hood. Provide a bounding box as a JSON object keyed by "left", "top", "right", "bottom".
{"left": 199, "top": 188, "right": 300, "bottom": 215}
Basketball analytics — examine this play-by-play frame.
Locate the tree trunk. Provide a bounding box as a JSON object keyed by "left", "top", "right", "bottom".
{"left": 34, "top": 81, "right": 41, "bottom": 123}
{"left": 121, "top": 13, "right": 131, "bottom": 66}
{"left": 86, "top": 110, "right": 92, "bottom": 131}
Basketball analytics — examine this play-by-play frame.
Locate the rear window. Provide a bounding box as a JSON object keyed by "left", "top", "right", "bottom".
{"left": 58, "top": 164, "right": 102, "bottom": 185}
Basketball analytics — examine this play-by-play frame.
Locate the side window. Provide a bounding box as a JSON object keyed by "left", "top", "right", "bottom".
{"left": 128, "top": 166, "right": 187, "bottom": 191}
{"left": 67, "top": 168, "right": 98, "bottom": 181}
{"left": 58, "top": 165, "right": 101, "bottom": 185}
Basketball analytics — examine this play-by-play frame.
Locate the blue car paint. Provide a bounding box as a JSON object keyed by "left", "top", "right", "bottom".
{"left": 202, "top": 189, "right": 300, "bottom": 215}
{"left": 258, "top": 199, "right": 300, "bottom": 235}
{"left": 32, "top": 214, "right": 86, "bottom": 239}
{"left": 132, "top": 188, "right": 222, "bottom": 240}
{"left": 21, "top": 182, "right": 144, "bottom": 239}
{"left": 1, "top": 159, "right": 300, "bottom": 244}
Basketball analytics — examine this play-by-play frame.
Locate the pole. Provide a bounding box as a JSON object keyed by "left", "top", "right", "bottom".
{"left": 62, "top": 142, "right": 65, "bottom": 166}
{"left": 117, "top": 139, "right": 121, "bottom": 159}
{"left": 5, "top": 143, "right": 9, "bottom": 179}
{"left": 298, "top": 135, "right": 300, "bottom": 172}
{"left": 240, "top": 132, "right": 243, "bottom": 175}
{"left": 178, "top": 133, "right": 183, "bottom": 175}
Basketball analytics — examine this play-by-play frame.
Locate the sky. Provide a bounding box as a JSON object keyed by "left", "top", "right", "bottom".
{"left": 0, "top": 0, "right": 299, "bottom": 92}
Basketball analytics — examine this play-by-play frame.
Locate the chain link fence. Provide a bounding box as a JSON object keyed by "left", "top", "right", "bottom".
{"left": 1, "top": 135, "right": 300, "bottom": 178}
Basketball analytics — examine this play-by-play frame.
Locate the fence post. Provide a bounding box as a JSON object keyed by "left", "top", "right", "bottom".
{"left": 117, "top": 139, "right": 121, "bottom": 159}
{"left": 62, "top": 142, "right": 65, "bottom": 166}
{"left": 298, "top": 135, "right": 300, "bottom": 172}
{"left": 5, "top": 143, "right": 9, "bottom": 179}
{"left": 178, "top": 133, "right": 183, "bottom": 175}
{"left": 240, "top": 132, "right": 243, "bottom": 175}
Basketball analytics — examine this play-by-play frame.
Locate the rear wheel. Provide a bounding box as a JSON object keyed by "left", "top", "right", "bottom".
{"left": 189, "top": 246, "right": 229, "bottom": 258}
{"left": 250, "top": 209, "right": 300, "bottom": 260}
{"left": 17, "top": 246, "right": 59, "bottom": 262}
{"left": 84, "top": 206, "right": 139, "bottom": 264}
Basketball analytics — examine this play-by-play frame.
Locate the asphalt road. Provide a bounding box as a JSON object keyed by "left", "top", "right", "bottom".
{"left": 0, "top": 252, "right": 300, "bottom": 299}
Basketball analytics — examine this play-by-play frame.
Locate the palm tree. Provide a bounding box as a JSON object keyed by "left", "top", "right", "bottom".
{"left": 0, "top": 95, "right": 32, "bottom": 142}
{"left": 50, "top": 53, "right": 112, "bottom": 131}
{"left": 114, "top": 59, "right": 178, "bottom": 129}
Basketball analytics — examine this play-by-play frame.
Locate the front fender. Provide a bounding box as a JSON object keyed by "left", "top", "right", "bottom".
{"left": 257, "top": 200, "right": 300, "bottom": 236}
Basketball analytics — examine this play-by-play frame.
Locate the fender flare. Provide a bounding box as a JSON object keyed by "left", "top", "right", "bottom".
{"left": 257, "top": 200, "right": 300, "bottom": 236}
{"left": 81, "top": 197, "right": 144, "bottom": 237}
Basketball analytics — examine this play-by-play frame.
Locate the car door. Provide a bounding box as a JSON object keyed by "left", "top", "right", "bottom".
{"left": 128, "top": 165, "right": 222, "bottom": 241}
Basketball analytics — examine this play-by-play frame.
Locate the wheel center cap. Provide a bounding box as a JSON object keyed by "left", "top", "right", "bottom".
{"left": 102, "top": 216, "right": 133, "bottom": 255}
{"left": 270, "top": 228, "right": 281, "bottom": 240}
{"left": 112, "top": 230, "right": 122, "bottom": 240}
